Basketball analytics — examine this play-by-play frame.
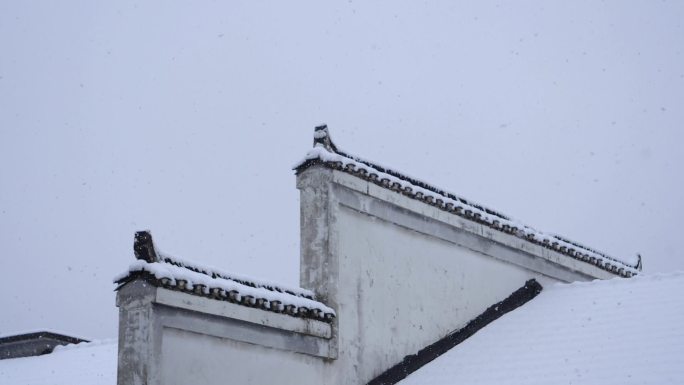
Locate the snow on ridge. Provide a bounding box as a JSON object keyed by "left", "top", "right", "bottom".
{"left": 337, "top": 146, "right": 509, "bottom": 219}
{"left": 153, "top": 251, "right": 316, "bottom": 299}
{"left": 0, "top": 330, "right": 89, "bottom": 341}
{"left": 117, "top": 260, "right": 336, "bottom": 318}
{"left": 296, "top": 143, "right": 639, "bottom": 274}
{"left": 52, "top": 338, "right": 117, "bottom": 353}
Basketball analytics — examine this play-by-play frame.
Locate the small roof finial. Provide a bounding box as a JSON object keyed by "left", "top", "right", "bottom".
{"left": 134, "top": 230, "right": 159, "bottom": 263}
{"left": 313, "top": 124, "right": 337, "bottom": 152}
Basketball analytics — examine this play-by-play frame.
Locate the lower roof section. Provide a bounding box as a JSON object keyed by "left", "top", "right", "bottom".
{"left": 0, "top": 339, "right": 116, "bottom": 385}
{"left": 0, "top": 331, "right": 89, "bottom": 360}
{"left": 400, "top": 272, "right": 684, "bottom": 385}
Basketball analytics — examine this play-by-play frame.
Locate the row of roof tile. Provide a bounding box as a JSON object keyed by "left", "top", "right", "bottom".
{"left": 294, "top": 125, "right": 641, "bottom": 278}
{"left": 114, "top": 231, "right": 335, "bottom": 322}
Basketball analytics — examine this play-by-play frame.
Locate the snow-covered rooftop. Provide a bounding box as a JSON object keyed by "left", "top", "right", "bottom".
{"left": 7, "top": 273, "right": 680, "bottom": 385}
{"left": 400, "top": 272, "right": 684, "bottom": 385}
{"left": 0, "top": 339, "right": 116, "bottom": 385}
{"left": 114, "top": 231, "right": 336, "bottom": 322}
{"left": 295, "top": 125, "right": 641, "bottom": 278}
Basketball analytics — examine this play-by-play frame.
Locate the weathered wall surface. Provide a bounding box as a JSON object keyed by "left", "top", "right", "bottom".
{"left": 298, "top": 166, "right": 604, "bottom": 383}
{"left": 117, "top": 164, "right": 610, "bottom": 385}
{"left": 336, "top": 206, "right": 539, "bottom": 381}
{"left": 160, "top": 328, "right": 327, "bottom": 385}
{"left": 116, "top": 280, "right": 334, "bottom": 385}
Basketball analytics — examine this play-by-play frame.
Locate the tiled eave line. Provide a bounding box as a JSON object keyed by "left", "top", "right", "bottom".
{"left": 154, "top": 255, "right": 313, "bottom": 299}
{"left": 116, "top": 230, "right": 336, "bottom": 323}
{"left": 132, "top": 230, "right": 314, "bottom": 300}
{"left": 115, "top": 271, "right": 335, "bottom": 323}
{"left": 296, "top": 157, "right": 636, "bottom": 278}
{"left": 295, "top": 126, "right": 640, "bottom": 278}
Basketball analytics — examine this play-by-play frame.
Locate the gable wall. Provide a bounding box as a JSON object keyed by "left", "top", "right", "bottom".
{"left": 298, "top": 166, "right": 603, "bottom": 384}
{"left": 115, "top": 164, "right": 612, "bottom": 385}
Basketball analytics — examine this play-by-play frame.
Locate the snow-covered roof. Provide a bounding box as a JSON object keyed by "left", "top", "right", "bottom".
{"left": 0, "top": 339, "right": 116, "bottom": 385}
{"left": 114, "top": 231, "right": 336, "bottom": 322}
{"left": 6, "top": 274, "right": 680, "bottom": 385}
{"left": 0, "top": 331, "right": 89, "bottom": 360}
{"left": 294, "top": 125, "right": 641, "bottom": 278}
{"left": 400, "top": 272, "right": 684, "bottom": 385}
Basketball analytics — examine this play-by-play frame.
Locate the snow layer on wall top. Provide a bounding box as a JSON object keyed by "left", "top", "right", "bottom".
{"left": 114, "top": 231, "right": 335, "bottom": 321}
{"left": 400, "top": 271, "right": 684, "bottom": 385}
{"left": 116, "top": 259, "right": 336, "bottom": 317}
{"left": 294, "top": 125, "right": 641, "bottom": 277}
{"left": 152, "top": 250, "right": 315, "bottom": 299}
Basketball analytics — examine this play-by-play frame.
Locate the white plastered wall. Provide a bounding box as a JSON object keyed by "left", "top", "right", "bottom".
{"left": 160, "top": 328, "right": 327, "bottom": 385}
{"left": 298, "top": 166, "right": 605, "bottom": 383}
{"left": 116, "top": 164, "right": 611, "bottom": 385}
{"left": 116, "top": 280, "right": 334, "bottom": 385}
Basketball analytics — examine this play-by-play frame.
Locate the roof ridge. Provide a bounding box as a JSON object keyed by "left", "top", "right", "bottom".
{"left": 130, "top": 231, "right": 315, "bottom": 299}
{"left": 308, "top": 125, "right": 512, "bottom": 220}
{"left": 115, "top": 231, "right": 335, "bottom": 323}
{"left": 295, "top": 125, "right": 641, "bottom": 277}
{"left": 0, "top": 331, "right": 89, "bottom": 346}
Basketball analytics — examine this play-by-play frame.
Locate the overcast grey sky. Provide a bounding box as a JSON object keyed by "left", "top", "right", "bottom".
{"left": 1, "top": 1, "right": 683, "bottom": 340}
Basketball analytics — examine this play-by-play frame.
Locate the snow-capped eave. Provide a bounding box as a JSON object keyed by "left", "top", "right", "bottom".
{"left": 0, "top": 331, "right": 90, "bottom": 361}
{"left": 0, "top": 332, "right": 88, "bottom": 346}
{"left": 294, "top": 125, "right": 641, "bottom": 278}
{"left": 114, "top": 231, "right": 336, "bottom": 323}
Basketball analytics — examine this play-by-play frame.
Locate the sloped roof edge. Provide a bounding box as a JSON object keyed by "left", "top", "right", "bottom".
{"left": 0, "top": 331, "right": 90, "bottom": 361}
{"left": 294, "top": 125, "right": 641, "bottom": 277}
{"left": 114, "top": 231, "right": 336, "bottom": 322}
{"left": 0, "top": 331, "right": 88, "bottom": 346}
